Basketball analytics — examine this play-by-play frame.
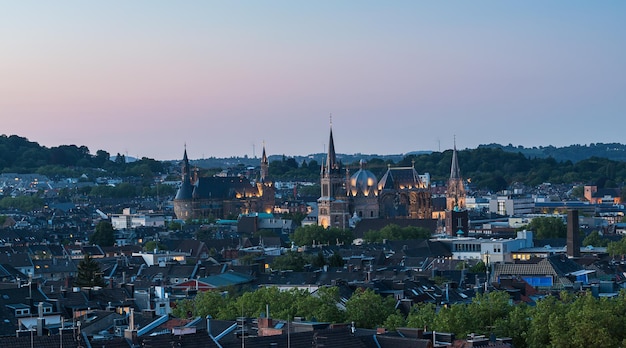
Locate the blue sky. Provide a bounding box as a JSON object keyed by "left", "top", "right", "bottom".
{"left": 1, "top": 1, "right": 625, "bottom": 160}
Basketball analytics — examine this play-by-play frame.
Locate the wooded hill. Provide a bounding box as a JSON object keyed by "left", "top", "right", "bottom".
{"left": 1, "top": 134, "right": 625, "bottom": 192}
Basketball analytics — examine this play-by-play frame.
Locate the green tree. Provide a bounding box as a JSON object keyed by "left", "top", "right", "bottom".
{"left": 328, "top": 252, "right": 344, "bottom": 267}
{"left": 0, "top": 195, "right": 43, "bottom": 212}
{"left": 345, "top": 288, "right": 396, "bottom": 329}
{"left": 383, "top": 312, "right": 406, "bottom": 331}
{"left": 74, "top": 253, "right": 105, "bottom": 287}
{"left": 271, "top": 251, "right": 309, "bottom": 271}
{"left": 519, "top": 216, "right": 566, "bottom": 239}
{"left": 607, "top": 236, "right": 626, "bottom": 258}
{"left": 312, "top": 251, "right": 326, "bottom": 267}
{"left": 91, "top": 221, "right": 115, "bottom": 247}
{"left": 168, "top": 221, "right": 182, "bottom": 231}
{"left": 291, "top": 225, "right": 353, "bottom": 246}
{"left": 582, "top": 230, "right": 608, "bottom": 247}
{"left": 363, "top": 224, "right": 431, "bottom": 243}
{"left": 143, "top": 240, "right": 167, "bottom": 252}
{"left": 493, "top": 303, "right": 530, "bottom": 348}
{"left": 570, "top": 185, "right": 585, "bottom": 200}
{"left": 307, "top": 286, "right": 345, "bottom": 323}
{"left": 406, "top": 302, "right": 436, "bottom": 330}
{"left": 469, "top": 260, "right": 487, "bottom": 273}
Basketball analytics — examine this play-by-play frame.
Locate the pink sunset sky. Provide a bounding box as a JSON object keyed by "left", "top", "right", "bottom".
{"left": 1, "top": 1, "right": 625, "bottom": 160}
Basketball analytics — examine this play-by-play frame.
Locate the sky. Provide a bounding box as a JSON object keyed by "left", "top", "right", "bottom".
{"left": 1, "top": 1, "right": 625, "bottom": 160}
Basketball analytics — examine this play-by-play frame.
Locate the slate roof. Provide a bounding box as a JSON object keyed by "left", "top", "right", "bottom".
{"left": 369, "top": 335, "right": 433, "bottom": 348}
{"left": 0, "top": 333, "right": 90, "bottom": 348}
{"left": 173, "top": 240, "right": 209, "bottom": 259}
{"left": 378, "top": 166, "right": 426, "bottom": 190}
{"left": 222, "top": 327, "right": 367, "bottom": 348}
{"left": 0, "top": 284, "right": 49, "bottom": 337}
{"left": 192, "top": 176, "right": 259, "bottom": 200}
{"left": 33, "top": 258, "right": 77, "bottom": 277}
{"left": 138, "top": 331, "right": 220, "bottom": 348}
{"left": 0, "top": 252, "right": 33, "bottom": 268}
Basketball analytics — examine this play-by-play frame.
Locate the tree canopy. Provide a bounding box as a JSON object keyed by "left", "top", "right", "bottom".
{"left": 518, "top": 216, "right": 567, "bottom": 239}
{"left": 75, "top": 253, "right": 105, "bottom": 287}
{"left": 91, "top": 221, "right": 115, "bottom": 247}
{"left": 364, "top": 224, "right": 431, "bottom": 243}
{"left": 291, "top": 225, "right": 354, "bottom": 246}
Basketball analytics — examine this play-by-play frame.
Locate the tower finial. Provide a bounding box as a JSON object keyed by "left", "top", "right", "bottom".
{"left": 329, "top": 113, "right": 333, "bottom": 127}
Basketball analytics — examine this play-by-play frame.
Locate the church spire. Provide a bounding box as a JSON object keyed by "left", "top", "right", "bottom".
{"left": 450, "top": 137, "right": 461, "bottom": 180}
{"left": 325, "top": 115, "right": 338, "bottom": 174}
{"left": 447, "top": 137, "right": 465, "bottom": 211}
{"left": 182, "top": 145, "right": 191, "bottom": 183}
{"left": 327, "top": 127, "right": 337, "bottom": 171}
{"left": 260, "top": 141, "right": 269, "bottom": 182}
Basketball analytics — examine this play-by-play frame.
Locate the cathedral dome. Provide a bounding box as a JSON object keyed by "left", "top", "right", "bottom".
{"left": 349, "top": 160, "right": 378, "bottom": 197}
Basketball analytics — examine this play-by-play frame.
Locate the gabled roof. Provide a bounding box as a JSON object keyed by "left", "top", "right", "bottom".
{"left": 174, "top": 240, "right": 209, "bottom": 259}
{"left": 378, "top": 166, "right": 426, "bottom": 191}
{"left": 0, "top": 252, "right": 32, "bottom": 268}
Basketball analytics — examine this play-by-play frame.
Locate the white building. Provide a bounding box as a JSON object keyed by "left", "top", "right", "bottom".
{"left": 443, "top": 230, "right": 534, "bottom": 263}
{"left": 111, "top": 208, "right": 165, "bottom": 230}
{"left": 489, "top": 195, "right": 534, "bottom": 216}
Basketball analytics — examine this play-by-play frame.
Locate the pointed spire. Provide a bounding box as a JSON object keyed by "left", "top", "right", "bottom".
{"left": 450, "top": 137, "right": 461, "bottom": 180}
{"left": 260, "top": 141, "right": 269, "bottom": 182}
{"left": 326, "top": 120, "right": 337, "bottom": 172}
{"left": 182, "top": 144, "right": 191, "bottom": 183}
{"left": 261, "top": 141, "right": 268, "bottom": 164}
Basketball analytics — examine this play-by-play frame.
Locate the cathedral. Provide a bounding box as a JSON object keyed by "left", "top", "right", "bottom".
{"left": 172, "top": 126, "right": 465, "bottom": 232}
{"left": 173, "top": 146, "right": 275, "bottom": 220}
{"left": 317, "top": 126, "right": 441, "bottom": 229}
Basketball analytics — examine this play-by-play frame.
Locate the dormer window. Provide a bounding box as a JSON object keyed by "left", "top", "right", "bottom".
{"left": 7, "top": 304, "right": 30, "bottom": 317}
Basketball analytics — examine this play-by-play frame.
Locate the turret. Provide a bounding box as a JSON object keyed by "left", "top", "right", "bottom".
{"left": 260, "top": 142, "right": 269, "bottom": 183}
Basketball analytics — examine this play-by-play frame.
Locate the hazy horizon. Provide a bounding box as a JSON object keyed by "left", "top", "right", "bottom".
{"left": 2, "top": 2, "right": 625, "bottom": 160}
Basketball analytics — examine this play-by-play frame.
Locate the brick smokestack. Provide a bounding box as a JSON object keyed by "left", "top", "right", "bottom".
{"left": 567, "top": 209, "right": 580, "bottom": 258}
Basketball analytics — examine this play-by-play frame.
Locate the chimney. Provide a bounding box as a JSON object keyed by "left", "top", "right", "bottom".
{"left": 124, "top": 308, "right": 138, "bottom": 343}
{"left": 207, "top": 315, "right": 212, "bottom": 337}
{"left": 567, "top": 209, "right": 580, "bottom": 258}
{"left": 36, "top": 302, "right": 45, "bottom": 336}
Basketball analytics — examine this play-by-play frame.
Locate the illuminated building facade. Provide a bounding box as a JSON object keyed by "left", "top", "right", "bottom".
{"left": 317, "top": 126, "right": 433, "bottom": 228}
{"left": 173, "top": 146, "right": 275, "bottom": 220}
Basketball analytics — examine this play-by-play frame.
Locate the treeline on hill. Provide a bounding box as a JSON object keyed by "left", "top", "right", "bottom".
{"left": 268, "top": 147, "right": 626, "bottom": 192}
{"left": 172, "top": 285, "right": 626, "bottom": 348}
{"left": 0, "top": 134, "right": 167, "bottom": 179}
{"left": 3, "top": 134, "right": 626, "bottom": 192}
{"left": 480, "top": 142, "right": 626, "bottom": 163}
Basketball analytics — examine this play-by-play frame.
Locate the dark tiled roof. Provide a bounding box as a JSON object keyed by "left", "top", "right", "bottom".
{"left": 0, "top": 334, "right": 92, "bottom": 348}
{"left": 192, "top": 177, "right": 258, "bottom": 200}
{"left": 138, "top": 331, "right": 220, "bottom": 348}
{"left": 221, "top": 327, "right": 367, "bottom": 348}
{"left": 370, "top": 335, "right": 433, "bottom": 348}
{"left": 0, "top": 252, "right": 32, "bottom": 268}
{"left": 0, "top": 284, "right": 49, "bottom": 337}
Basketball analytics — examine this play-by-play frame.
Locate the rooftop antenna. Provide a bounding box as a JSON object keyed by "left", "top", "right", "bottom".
{"left": 252, "top": 143, "right": 256, "bottom": 159}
